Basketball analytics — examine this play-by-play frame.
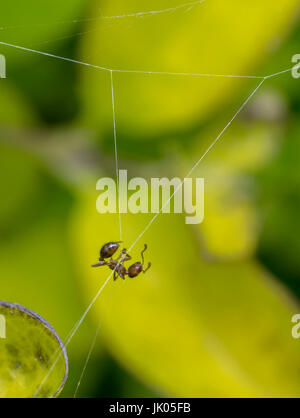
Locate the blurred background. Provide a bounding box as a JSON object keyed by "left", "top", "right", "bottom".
{"left": 1, "top": 0, "right": 300, "bottom": 397}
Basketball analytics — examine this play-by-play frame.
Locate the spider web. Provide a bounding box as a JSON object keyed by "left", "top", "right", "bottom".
{"left": 0, "top": 0, "right": 296, "bottom": 398}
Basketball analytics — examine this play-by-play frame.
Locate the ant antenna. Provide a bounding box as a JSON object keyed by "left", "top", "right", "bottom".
{"left": 141, "top": 244, "right": 148, "bottom": 267}
{"left": 143, "top": 262, "right": 151, "bottom": 274}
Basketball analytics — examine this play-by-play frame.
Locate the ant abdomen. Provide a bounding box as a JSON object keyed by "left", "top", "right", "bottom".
{"left": 100, "top": 241, "right": 122, "bottom": 259}
{"left": 128, "top": 262, "right": 143, "bottom": 278}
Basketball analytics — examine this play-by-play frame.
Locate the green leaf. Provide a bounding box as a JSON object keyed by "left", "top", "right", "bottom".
{"left": 0, "top": 301, "right": 68, "bottom": 398}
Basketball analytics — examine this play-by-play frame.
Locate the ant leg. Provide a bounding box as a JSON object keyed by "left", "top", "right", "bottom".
{"left": 121, "top": 249, "right": 132, "bottom": 262}
{"left": 140, "top": 244, "right": 148, "bottom": 267}
{"left": 119, "top": 269, "right": 127, "bottom": 280}
{"left": 143, "top": 262, "right": 151, "bottom": 274}
{"left": 115, "top": 252, "right": 124, "bottom": 262}
{"left": 92, "top": 260, "right": 108, "bottom": 268}
{"left": 113, "top": 269, "right": 119, "bottom": 281}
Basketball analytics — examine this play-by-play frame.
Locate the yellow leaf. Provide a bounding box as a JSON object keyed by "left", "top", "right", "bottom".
{"left": 79, "top": 0, "right": 298, "bottom": 138}
{"left": 71, "top": 194, "right": 300, "bottom": 397}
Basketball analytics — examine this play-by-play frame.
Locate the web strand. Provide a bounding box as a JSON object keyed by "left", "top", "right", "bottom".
{"left": 73, "top": 321, "right": 102, "bottom": 398}
{"left": 110, "top": 70, "right": 123, "bottom": 245}
{"left": 265, "top": 67, "right": 295, "bottom": 79}
{"left": 0, "top": 41, "right": 110, "bottom": 71}
{"left": 0, "top": 41, "right": 293, "bottom": 79}
{"left": 0, "top": 0, "right": 207, "bottom": 31}
{"left": 71, "top": 61, "right": 123, "bottom": 405}
{"left": 99, "top": 0, "right": 207, "bottom": 20}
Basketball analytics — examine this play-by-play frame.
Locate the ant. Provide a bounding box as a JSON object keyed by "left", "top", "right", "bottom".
{"left": 92, "top": 241, "right": 151, "bottom": 281}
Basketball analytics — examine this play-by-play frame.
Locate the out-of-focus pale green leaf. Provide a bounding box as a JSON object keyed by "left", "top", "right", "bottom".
{"left": 71, "top": 194, "right": 300, "bottom": 397}
{"left": 79, "top": 0, "right": 298, "bottom": 139}
{"left": 0, "top": 301, "right": 68, "bottom": 398}
{"left": 187, "top": 122, "right": 282, "bottom": 260}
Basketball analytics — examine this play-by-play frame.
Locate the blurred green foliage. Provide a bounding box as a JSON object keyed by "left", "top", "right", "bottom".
{"left": 0, "top": 0, "right": 300, "bottom": 398}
